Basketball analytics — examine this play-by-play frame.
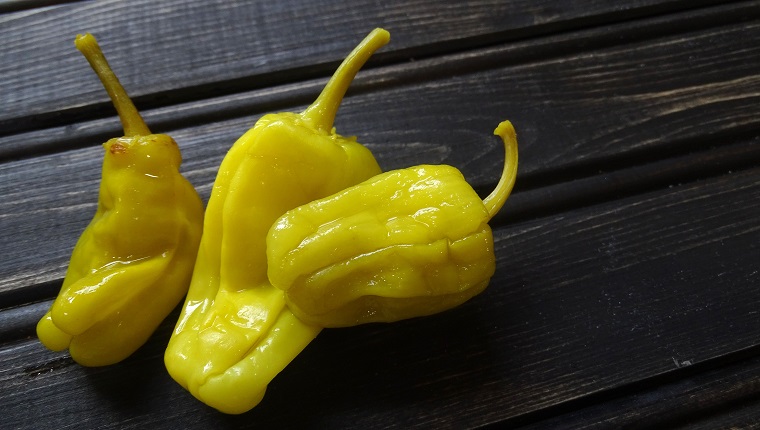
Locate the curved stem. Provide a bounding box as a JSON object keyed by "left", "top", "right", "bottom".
{"left": 483, "top": 120, "right": 519, "bottom": 220}
{"left": 301, "top": 28, "right": 390, "bottom": 132}
{"left": 75, "top": 33, "right": 150, "bottom": 137}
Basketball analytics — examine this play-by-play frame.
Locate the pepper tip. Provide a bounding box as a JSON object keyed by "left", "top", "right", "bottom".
{"left": 74, "top": 33, "right": 95, "bottom": 50}
{"left": 371, "top": 27, "right": 391, "bottom": 44}
{"left": 494, "top": 120, "right": 516, "bottom": 141}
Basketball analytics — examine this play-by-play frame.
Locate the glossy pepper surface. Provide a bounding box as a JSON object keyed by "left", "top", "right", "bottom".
{"left": 164, "top": 29, "right": 388, "bottom": 414}
{"left": 36, "top": 34, "right": 204, "bottom": 366}
{"left": 267, "top": 121, "right": 518, "bottom": 327}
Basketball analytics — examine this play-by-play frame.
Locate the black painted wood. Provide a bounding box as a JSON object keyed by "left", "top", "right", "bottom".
{"left": 515, "top": 349, "right": 760, "bottom": 429}
{"left": 0, "top": 0, "right": 728, "bottom": 135}
{"left": 2, "top": 0, "right": 759, "bottom": 428}
{"left": 2, "top": 4, "right": 758, "bottom": 299}
{"left": 3, "top": 1, "right": 758, "bottom": 162}
{"left": 2, "top": 167, "right": 758, "bottom": 428}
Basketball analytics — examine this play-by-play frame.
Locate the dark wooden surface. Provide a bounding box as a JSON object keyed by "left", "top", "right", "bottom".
{"left": 1, "top": 1, "right": 759, "bottom": 428}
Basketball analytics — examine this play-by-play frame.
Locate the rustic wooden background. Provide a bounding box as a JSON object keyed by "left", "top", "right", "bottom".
{"left": 1, "top": 0, "right": 759, "bottom": 428}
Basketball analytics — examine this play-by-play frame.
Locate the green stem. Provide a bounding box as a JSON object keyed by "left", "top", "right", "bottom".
{"left": 483, "top": 120, "right": 519, "bottom": 220}
{"left": 301, "top": 28, "right": 390, "bottom": 132}
{"left": 75, "top": 33, "right": 151, "bottom": 137}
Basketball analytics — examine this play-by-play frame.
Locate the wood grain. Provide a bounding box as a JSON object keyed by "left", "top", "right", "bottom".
{"left": 2, "top": 167, "right": 758, "bottom": 428}
{"left": 3, "top": 1, "right": 759, "bottom": 161}
{"left": 2, "top": 8, "right": 758, "bottom": 299}
{"left": 0, "top": 0, "right": 728, "bottom": 134}
{"left": 515, "top": 350, "right": 760, "bottom": 428}
{"left": 3, "top": 1, "right": 759, "bottom": 428}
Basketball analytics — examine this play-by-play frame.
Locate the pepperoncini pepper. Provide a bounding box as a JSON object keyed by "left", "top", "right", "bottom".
{"left": 35, "top": 34, "right": 204, "bottom": 366}
{"left": 164, "top": 29, "right": 388, "bottom": 414}
{"left": 267, "top": 121, "right": 518, "bottom": 327}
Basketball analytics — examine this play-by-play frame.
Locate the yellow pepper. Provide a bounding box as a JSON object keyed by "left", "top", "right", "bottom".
{"left": 36, "top": 34, "right": 204, "bottom": 366}
{"left": 164, "top": 29, "right": 388, "bottom": 414}
{"left": 267, "top": 121, "right": 518, "bottom": 327}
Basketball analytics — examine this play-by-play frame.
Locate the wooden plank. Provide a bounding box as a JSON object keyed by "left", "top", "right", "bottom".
{"left": 0, "top": 0, "right": 85, "bottom": 14}
{"left": 2, "top": 166, "right": 758, "bottom": 428}
{"left": 673, "top": 398, "right": 760, "bottom": 430}
{"left": 0, "top": 0, "right": 729, "bottom": 134}
{"left": 2, "top": 9, "right": 759, "bottom": 298}
{"left": 2, "top": 1, "right": 758, "bottom": 161}
{"left": 499, "top": 136, "right": 760, "bottom": 226}
{"left": 512, "top": 349, "right": 760, "bottom": 428}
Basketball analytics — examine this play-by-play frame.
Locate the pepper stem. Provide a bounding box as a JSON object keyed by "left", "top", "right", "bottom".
{"left": 483, "top": 120, "right": 519, "bottom": 220}
{"left": 301, "top": 28, "right": 390, "bottom": 132}
{"left": 75, "top": 33, "right": 151, "bottom": 137}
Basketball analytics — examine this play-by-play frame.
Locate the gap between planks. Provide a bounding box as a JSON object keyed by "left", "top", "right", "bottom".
{"left": 0, "top": 0, "right": 85, "bottom": 14}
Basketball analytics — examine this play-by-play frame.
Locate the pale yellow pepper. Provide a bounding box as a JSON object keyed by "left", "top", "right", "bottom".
{"left": 36, "top": 34, "right": 204, "bottom": 366}
{"left": 267, "top": 121, "right": 518, "bottom": 327}
{"left": 165, "top": 29, "right": 388, "bottom": 414}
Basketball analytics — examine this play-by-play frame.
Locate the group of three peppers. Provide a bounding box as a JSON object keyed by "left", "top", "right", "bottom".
{"left": 36, "top": 28, "right": 519, "bottom": 414}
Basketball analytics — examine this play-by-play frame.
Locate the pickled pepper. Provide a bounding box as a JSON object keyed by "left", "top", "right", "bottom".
{"left": 267, "top": 121, "right": 518, "bottom": 327}
{"left": 36, "top": 34, "right": 204, "bottom": 366}
{"left": 164, "top": 29, "right": 389, "bottom": 414}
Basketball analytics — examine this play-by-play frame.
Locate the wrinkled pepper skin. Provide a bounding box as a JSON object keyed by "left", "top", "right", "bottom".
{"left": 36, "top": 34, "right": 204, "bottom": 366}
{"left": 165, "top": 29, "right": 388, "bottom": 414}
{"left": 267, "top": 121, "right": 518, "bottom": 327}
